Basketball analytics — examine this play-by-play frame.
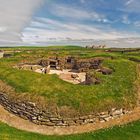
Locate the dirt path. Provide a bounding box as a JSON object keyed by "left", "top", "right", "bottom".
{"left": 0, "top": 105, "right": 140, "bottom": 136}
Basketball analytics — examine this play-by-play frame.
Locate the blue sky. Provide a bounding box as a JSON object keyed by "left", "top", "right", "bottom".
{"left": 22, "top": 0, "right": 140, "bottom": 42}
{"left": 0, "top": 0, "right": 140, "bottom": 45}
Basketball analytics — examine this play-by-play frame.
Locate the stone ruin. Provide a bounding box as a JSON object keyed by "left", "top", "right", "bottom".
{"left": 37, "top": 57, "right": 113, "bottom": 85}
{"left": 75, "top": 58, "right": 103, "bottom": 72}
{"left": 14, "top": 63, "right": 42, "bottom": 71}
{"left": 38, "top": 57, "right": 75, "bottom": 70}
{"left": 38, "top": 57, "right": 103, "bottom": 72}
{"left": 0, "top": 92, "right": 130, "bottom": 127}
{"left": 98, "top": 67, "right": 113, "bottom": 75}
{"left": 15, "top": 56, "right": 113, "bottom": 85}
{"left": 85, "top": 72, "right": 101, "bottom": 85}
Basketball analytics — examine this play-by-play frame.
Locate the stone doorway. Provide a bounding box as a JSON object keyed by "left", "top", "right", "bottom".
{"left": 49, "top": 60, "right": 57, "bottom": 69}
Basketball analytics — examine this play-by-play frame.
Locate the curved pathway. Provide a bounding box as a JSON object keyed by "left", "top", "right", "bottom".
{"left": 0, "top": 105, "right": 140, "bottom": 135}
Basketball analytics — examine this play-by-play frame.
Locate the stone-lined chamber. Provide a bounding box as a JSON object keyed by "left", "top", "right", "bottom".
{"left": 0, "top": 92, "right": 130, "bottom": 127}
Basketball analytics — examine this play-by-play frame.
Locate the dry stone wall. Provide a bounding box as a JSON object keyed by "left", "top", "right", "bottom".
{"left": 0, "top": 92, "right": 130, "bottom": 127}
{"left": 38, "top": 57, "right": 103, "bottom": 72}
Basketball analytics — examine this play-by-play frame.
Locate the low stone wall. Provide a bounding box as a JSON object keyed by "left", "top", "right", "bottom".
{"left": 0, "top": 92, "right": 130, "bottom": 127}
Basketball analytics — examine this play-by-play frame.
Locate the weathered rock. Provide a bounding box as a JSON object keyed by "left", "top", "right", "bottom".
{"left": 26, "top": 102, "right": 36, "bottom": 107}
{"left": 55, "top": 122, "right": 68, "bottom": 127}
{"left": 75, "top": 58, "right": 103, "bottom": 72}
{"left": 85, "top": 72, "right": 101, "bottom": 85}
{"left": 49, "top": 117, "right": 62, "bottom": 121}
{"left": 99, "top": 118, "right": 106, "bottom": 123}
{"left": 84, "top": 118, "right": 95, "bottom": 123}
{"left": 31, "top": 116, "right": 37, "bottom": 120}
{"left": 71, "top": 74, "right": 79, "bottom": 79}
{"left": 75, "top": 119, "right": 84, "bottom": 125}
{"left": 79, "top": 116, "right": 89, "bottom": 120}
{"left": 99, "top": 67, "right": 113, "bottom": 75}
{"left": 37, "top": 116, "right": 50, "bottom": 122}
{"left": 64, "top": 120, "right": 76, "bottom": 126}
{"left": 38, "top": 59, "right": 49, "bottom": 67}
{"left": 45, "top": 122, "right": 55, "bottom": 126}
{"left": 111, "top": 108, "right": 123, "bottom": 116}
{"left": 103, "top": 116, "right": 112, "bottom": 122}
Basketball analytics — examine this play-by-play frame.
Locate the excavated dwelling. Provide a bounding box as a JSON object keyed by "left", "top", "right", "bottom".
{"left": 16, "top": 57, "right": 113, "bottom": 85}
{"left": 38, "top": 57, "right": 103, "bottom": 71}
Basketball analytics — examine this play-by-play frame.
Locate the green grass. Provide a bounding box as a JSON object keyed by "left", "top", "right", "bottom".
{"left": 0, "top": 46, "right": 140, "bottom": 140}
{"left": 0, "top": 120, "right": 140, "bottom": 140}
{"left": 0, "top": 46, "right": 139, "bottom": 116}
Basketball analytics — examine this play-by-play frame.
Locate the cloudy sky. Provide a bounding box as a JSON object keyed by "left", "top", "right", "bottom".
{"left": 0, "top": 0, "right": 140, "bottom": 45}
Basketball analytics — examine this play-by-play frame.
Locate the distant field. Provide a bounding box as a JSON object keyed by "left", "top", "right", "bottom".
{"left": 0, "top": 120, "right": 140, "bottom": 140}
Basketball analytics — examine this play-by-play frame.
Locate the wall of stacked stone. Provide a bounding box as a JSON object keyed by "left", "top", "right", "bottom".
{"left": 0, "top": 92, "right": 130, "bottom": 127}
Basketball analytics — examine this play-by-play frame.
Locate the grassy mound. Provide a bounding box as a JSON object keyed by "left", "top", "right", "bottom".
{"left": 0, "top": 46, "right": 139, "bottom": 116}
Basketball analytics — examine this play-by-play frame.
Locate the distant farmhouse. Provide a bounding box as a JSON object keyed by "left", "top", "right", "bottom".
{"left": 0, "top": 50, "right": 4, "bottom": 58}
{"left": 86, "top": 45, "right": 106, "bottom": 49}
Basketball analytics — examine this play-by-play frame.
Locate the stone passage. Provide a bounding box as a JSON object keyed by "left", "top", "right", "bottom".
{"left": 0, "top": 92, "right": 130, "bottom": 127}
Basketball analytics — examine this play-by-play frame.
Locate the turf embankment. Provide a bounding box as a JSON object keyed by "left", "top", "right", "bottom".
{"left": 0, "top": 46, "right": 139, "bottom": 116}
{"left": 0, "top": 58, "right": 137, "bottom": 116}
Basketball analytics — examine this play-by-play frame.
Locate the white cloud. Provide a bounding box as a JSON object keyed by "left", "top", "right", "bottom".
{"left": 123, "top": 0, "right": 140, "bottom": 13}
{"left": 125, "top": 0, "right": 134, "bottom": 5}
{"left": 0, "top": 0, "right": 43, "bottom": 43}
{"left": 0, "top": 26, "right": 7, "bottom": 32}
{"left": 134, "top": 21, "right": 140, "bottom": 27}
{"left": 122, "top": 15, "right": 131, "bottom": 24}
{"left": 48, "top": 3, "right": 106, "bottom": 22}
{"left": 80, "top": 0, "right": 86, "bottom": 4}
{"left": 22, "top": 17, "right": 137, "bottom": 43}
